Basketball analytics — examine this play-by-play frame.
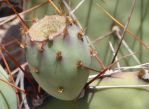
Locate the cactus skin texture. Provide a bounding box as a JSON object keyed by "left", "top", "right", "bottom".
{"left": 0, "top": 65, "right": 17, "bottom": 109}
{"left": 36, "top": 71, "right": 149, "bottom": 109}
{"left": 26, "top": 15, "right": 91, "bottom": 100}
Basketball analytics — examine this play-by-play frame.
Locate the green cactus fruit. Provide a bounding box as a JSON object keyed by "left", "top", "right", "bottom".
{"left": 36, "top": 71, "right": 149, "bottom": 109}
{"left": 25, "top": 15, "right": 91, "bottom": 100}
{"left": 0, "top": 65, "right": 18, "bottom": 109}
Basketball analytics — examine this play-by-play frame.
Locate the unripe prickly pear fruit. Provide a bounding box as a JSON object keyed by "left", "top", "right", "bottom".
{"left": 25, "top": 15, "right": 91, "bottom": 100}
{"left": 0, "top": 65, "right": 18, "bottom": 109}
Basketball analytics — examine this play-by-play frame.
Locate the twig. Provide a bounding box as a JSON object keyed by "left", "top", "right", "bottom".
{"left": 85, "top": 68, "right": 108, "bottom": 88}
{"left": 112, "top": 25, "right": 141, "bottom": 64}
{"left": 111, "top": 0, "right": 137, "bottom": 64}
{"left": 109, "top": 41, "right": 121, "bottom": 68}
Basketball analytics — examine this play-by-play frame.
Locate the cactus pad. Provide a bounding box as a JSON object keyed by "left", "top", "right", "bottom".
{"left": 0, "top": 65, "right": 18, "bottom": 109}
{"left": 36, "top": 71, "right": 149, "bottom": 109}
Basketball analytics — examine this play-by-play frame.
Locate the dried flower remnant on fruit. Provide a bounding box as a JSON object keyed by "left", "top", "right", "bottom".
{"left": 28, "top": 15, "right": 66, "bottom": 41}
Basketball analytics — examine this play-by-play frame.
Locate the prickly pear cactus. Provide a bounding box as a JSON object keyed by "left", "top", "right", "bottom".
{"left": 25, "top": 15, "right": 91, "bottom": 100}
{"left": 36, "top": 71, "right": 149, "bottom": 109}
{"left": 0, "top": 65, "right": 18, "bottom": 109}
